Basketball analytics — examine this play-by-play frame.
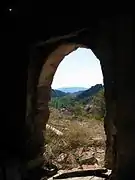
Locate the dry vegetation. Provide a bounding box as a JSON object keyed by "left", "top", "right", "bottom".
{"left": 45, "top": 108, "right": 106, "bottom": 170}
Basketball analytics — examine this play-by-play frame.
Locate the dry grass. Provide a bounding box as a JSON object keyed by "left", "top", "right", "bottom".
{"left": 45, "top": 108, "right": 105, "bottom": 169}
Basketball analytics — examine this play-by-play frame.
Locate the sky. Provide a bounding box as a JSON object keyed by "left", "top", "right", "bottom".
{"left": 51, "top": 48, "right": 103, "bottom": 89}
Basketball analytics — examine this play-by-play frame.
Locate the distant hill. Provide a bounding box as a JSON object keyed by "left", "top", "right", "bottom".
{"left": 69, "top": 90, "right": 85, "bottom": 97}
{"left": 50, "top": 84, "right": 105, "bottom": 119}
{"left": 51, "top": 84, "right": 104, "bottom": 99}
{"left": 76, "top": 84, "right": 104, "bottom": 103}
{"left": 51, "top": 89, "right": 69, "bottom": 98}
{"left": 57, "top": 87, "right": 88, "bottom": 93}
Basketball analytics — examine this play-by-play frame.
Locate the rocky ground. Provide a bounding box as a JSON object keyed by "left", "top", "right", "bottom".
{"left": 45, "top": 108, "right": 107, "bottom": 179}
{"left": 51, "top": 144, "right": 105, "bottom": 169}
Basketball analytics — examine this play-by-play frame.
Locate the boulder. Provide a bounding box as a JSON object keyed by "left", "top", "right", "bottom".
{"left": 66, "top": 153, "right": 77, "bottom": 165}
{"left": 57, "top": 153, "right": 68, "bottom": 163}
{"left": 74, "top": 147, "right": 84, "bottom": 157}
{"left": 79, "top": 151, "right": 98, "bottom": 165}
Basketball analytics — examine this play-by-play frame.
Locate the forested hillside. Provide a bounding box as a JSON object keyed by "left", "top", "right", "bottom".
{"left": 49, "top": 84, "right": 105, "bottom": 119}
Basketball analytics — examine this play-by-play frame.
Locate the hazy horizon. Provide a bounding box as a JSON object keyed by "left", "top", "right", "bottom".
{"left": 51, "top": 48, "right": 103, "bottom": 89}
{"left": 53, "top": 85, "right": 103, "bottom": 90}
{"left": 56, "top": 86, "right": 89, "bottom": 89}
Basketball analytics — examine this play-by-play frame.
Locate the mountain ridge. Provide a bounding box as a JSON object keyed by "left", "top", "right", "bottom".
{"left": 51, "top": 84, "right": 104, "bottom": 98}
{"left": 76, "top": 84, "right": 103, "bottom": 101}
{"left": 56, "top": 87, "right": 88, "bottom": 93}
{"left": 50, "top": 84, "right": 105, "bottom": 119}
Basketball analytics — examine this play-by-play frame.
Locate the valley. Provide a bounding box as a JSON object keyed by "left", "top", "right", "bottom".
{"left": 45, "top": 83, "right": 106, "bottom": 177}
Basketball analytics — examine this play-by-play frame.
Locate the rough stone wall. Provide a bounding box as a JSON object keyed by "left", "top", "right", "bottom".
{"left": 93, "top": 16, "right": 133, "bottom": 179}
{"left": 26, "top": 42, "right": 83, "bottom": 168}
{"left": 111, "top": 16, "right": 133, "bottom": 180}
{"left": 91, "top": 19, "right": 117, "bottom": 170}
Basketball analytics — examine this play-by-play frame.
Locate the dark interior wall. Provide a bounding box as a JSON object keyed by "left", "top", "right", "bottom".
{"left": 26, "top": 15, "right": 134, "bottom": 180}
{"left": 91, "top": 18, "right": 117, "bottom": 170}
{"left": 0, "top": 9, "right": 133, "bottom": 179}
{"left": 112, "top": 16, "right": 134, "bottom": 179}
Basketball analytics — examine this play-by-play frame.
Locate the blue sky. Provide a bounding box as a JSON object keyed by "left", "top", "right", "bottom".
{"left": 51, "top": 48, "right": 103, "bottom": 89}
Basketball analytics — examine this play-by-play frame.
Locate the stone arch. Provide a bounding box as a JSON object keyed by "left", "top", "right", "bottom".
{"left": 26, "top": 28, "right": 115, "bottom": 171}
{"left": 26, "top": 30, "right": 88, "bottom": 160}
